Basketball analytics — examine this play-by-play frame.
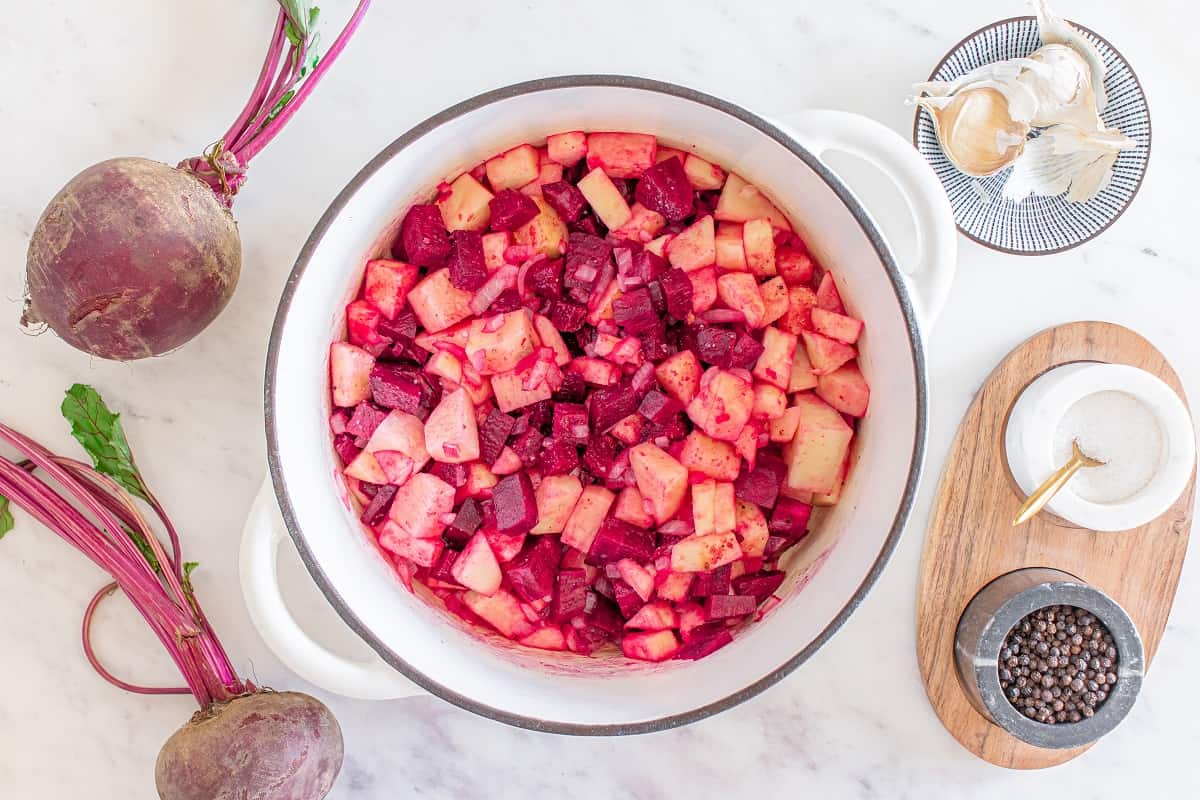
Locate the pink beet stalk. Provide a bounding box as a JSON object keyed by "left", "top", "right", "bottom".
{"left": 180, "top": 0, "right": 372, "bottom": 204}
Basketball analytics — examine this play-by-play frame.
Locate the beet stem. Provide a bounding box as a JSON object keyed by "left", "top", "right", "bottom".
{"left": 218, "top": 9, "right": 288, "bottom": 151}
{"left": 82, "top": 582, "right": 192, "bottom": 696}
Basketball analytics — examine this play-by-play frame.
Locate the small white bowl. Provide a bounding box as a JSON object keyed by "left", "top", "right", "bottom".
{"left": 1006, "top": 363, "right": 1195, "bottom": 531}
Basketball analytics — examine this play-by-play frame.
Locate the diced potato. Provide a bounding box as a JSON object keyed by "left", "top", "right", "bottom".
{"left": 686, "top": 367, "right": 754, "bottom": 442}
{"left": 670, "top": 532, "right": 743, "bottom": 572}
{"left": 465, "top": 310, "right": 539, "bottom": 374}
{"left": 578, "top": 167, "right": 633, "bottom": 230}
{"left": 679, "top": 430, "right": 740, "bottom": 481}
{"left": 714, "top": 173, "right": 792, "bottom": 231}
{"left": 666, "top": 215, "right": 716, "bottom": 271}
{"left": 684, "top": 153, "right": 727, "bottom": 190}
{"left": 782, "top": 393, "right": 854, "bottom": 494}
{"left": 513, "top": 196, "right": 567, "bottom": 258}
{"left": 716, "top": 272, "right": 766, "bottom": 328}
{"left": 561, "top": 485, "right": 616, "bottom": 552}
{"left": 629, "top": 442, "right": 689, "bottom": 525}
{"left": 408, "top": 269, "right": 474, "bottom": 333}
{"left": 531, "top": 475, "right": 584, "bottom": 534}
{"left": 752, "top": 327, "right": 798, "bottom": 390}
{"left": 486, "top": 144, "right": 540, "bottom": 191}
{"left": 437, "top": 173, "right": 494, "bottom": 231}
{"left": 742, "top": 218, "right": 777, "bottom": 277}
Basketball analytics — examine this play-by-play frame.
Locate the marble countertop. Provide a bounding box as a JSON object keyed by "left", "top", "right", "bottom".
{"left": 2, "top": 0, "right": 1198, "bottom": 797}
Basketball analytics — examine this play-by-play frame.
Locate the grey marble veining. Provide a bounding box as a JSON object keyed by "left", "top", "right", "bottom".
{"left": 2, "top": 1, "right": 1199, "bottom": 797}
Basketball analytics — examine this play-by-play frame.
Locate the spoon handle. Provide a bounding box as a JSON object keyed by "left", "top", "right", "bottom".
{"left": 1012, "top": 456, "right": 1086, "bottom": 527}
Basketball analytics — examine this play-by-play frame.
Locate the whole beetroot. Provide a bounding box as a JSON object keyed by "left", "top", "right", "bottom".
{"left": 22, "top": 1, "right": 371, "bottom": 360}
{"left": 155, "top": 692, "right": 344, "bottom": 800}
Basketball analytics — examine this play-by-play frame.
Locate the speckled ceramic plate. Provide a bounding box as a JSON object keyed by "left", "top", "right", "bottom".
{"left": 913, "top": 16, "right": 1151, "bottom": 255}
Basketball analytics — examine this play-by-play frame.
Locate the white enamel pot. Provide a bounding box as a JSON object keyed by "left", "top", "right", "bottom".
{"left": 242, "top": 76, "right": 956, "bottom": 733}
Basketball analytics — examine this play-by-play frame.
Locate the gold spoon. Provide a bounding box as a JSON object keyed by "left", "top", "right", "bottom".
{"left": 1012, "top": 439, "right": 1106, "bottom": 527}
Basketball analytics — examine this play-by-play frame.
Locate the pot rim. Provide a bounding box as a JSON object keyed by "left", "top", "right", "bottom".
{"left": 264, "top": 74, "right": 929, "bottom": 735}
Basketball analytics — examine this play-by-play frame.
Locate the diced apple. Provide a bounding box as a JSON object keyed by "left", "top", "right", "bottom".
{"left": 742, "top": 218, "right": 777, "bottom": 277}
{"left": 611, "top": 202, "right": 666, "bottom": 243}
{"left": 812, "top": 308, "right": 863, "bottom": 345}
{"left": 716, "top": 272, "right": 767, "bottom": 328}
{"left": 688, "top": 266, "right": 718, "bottom": 313}
{"left": 789, "top": 343, "right": 819, "bottom": 392}
{"left": 778, "top": 285, "right": 818, "bottom": 334}
{"left": 613, "top": 486, "right": 654, "bottom": 529}
{"left": 625, "top": 601, "right": 677, "bottom": 630}
{"left": 532, "top": 315, "right": 571, "bottom": 366}
{"left": 437, "top": 173, "right": 494, "bottom": 232}
{"left": 561, "top": 485, "right": 616, "bottom": 553}
{"left": 782, "top": 393, "right": 854, "bottom": 494}
{"left": 812, "top": 456, "right": 849, "bottom": 506}
{"left": 577, "top": 167, "right": 633, "bottom": 230}
{"left": 344, "top": 450, "right": 386, "bottom": 484}
{"left": 546, "top": 131, "right": 587, "bottom": 166}
{"left": 452, "top": 532, "right": 502, "bottom": 595}
{"left": 363, "top": 259, "right": 421, "bottom": 320}
{"left": 753, "top": 383, "right": 787, "bottom": 419}
{"left": 655, "top": 350, "right": 702, "bottom": 405}
{"left": 692, "top": 478, "right": 717, "bottom": 536}
{"left": 519, "top": 625, "right": 567, "bottom": 650}
{"left": 462, "top": 461, "right": 499, "bottom": 496}
{"left": 801, "top": 330, "right": 857, "bottom": 375}
{"left": 715, "top": 222, "right": 748, "bottom": 271}
{"left": 424, "top": 388, "right": 481, "bottom": 463}
{"left": 684, "top": 154, "right": 727, "bottom": 190}
{"left": 408, "top": 268, "right": 474, "bottom": 333}
{"left": 645, "top": 233, "right": 673, "bottom": 257}
{"left": 816, "top": 362, "right": 870, "bottom": 417}
{"left": 816, "top": 272, "right": 846, "bottom": 313}
{"left": 734, "top": 422, "right": 760, "bottom": 467}
{"left": 686, "top": 367, "right": 754, "bottom": 442}
{"left": 373, "top": 450, "right": 415, "bottom": 485}
{"left": 769, "top": 406, "right": 802, "bottom": 442}
{"left": 621, "top": 629, "right": 680, "bottom": 662}
{"left": 463, "top": 588, "right": 534, "bottom": 638}
{"left": 387, "top": 473, "right": 455, "bottom": 539}
{"left": 666, "top": 215, "right": 716, "bottom": 271}
{"left": 734, "top": 500, "right": 769, "bottom": 558}
{"left": 568, "top": 356, "right": 621, "bottom": 386}
{"left": 491, "top": 363, "right": 554, "bottom": 412}
{"left": 760, "top": 277, "right": 788, "bottom": 326}
{"left": 679, "top": 430, "right": 740, "bottom": 481}
{"left": 490, "top": 447, "right": 523, "bottom": 476}
{"left": 481, "top": 231, "right": 511, "bottom": 271}
{"left": 425, "top": 350, "right": 463, "bottom": 384}
{"left": 465, "top": 310, "right": 539, "bottom": 374}
{"left": 752, "top": 327, "right": 798, "bottom": 390}
{"left": 586, "top": 132, "right": 657, "bottom": 178}
{"left": 616, "top": 559, "right": 655, "bottom": 602}
{"left": 519, "top": 161, "right": 564, "bottom": 198}
{"left": 655, "top": 571, "right": 694, "bottom": 602}
{"left": 486, "top": 144, "right": 540, "bottom": 191}
{"left": 531, "top": 474, "right": 584, "bottom": 534}
{"left": 714, "top": 172, "right": 792, "bottom": 231}
{"left": 629, "top": 442, "right": 689, "bottom": 525}
{"left": 610, "top": 414, "right": 644, "bottom": 445}
{"left": 513, "top": 196, "right": 567, "bottom": 258}
{"left": 777, "top": 247, "right": 814, "bottom": 286}
{"left": 713, "top": 482, "right": 735, "bottom": 535}
{"left": 670, "top": 532, "right": 743, "bottom": 572}
{"left": 330, "top": 342, "right": 374, "bottom": 407}
{"left": 365, "top": 411, "right": 430, "bottom": 471}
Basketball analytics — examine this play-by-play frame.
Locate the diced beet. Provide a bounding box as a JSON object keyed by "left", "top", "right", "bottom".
{"left": 585, "top": 517, "right": 655, "bottom": 566}
{"left": 763, "top": 534, "right": 800, "bottom": 559}
{"left": 539, "top": 440, "right": 580, "bottom": 475}
{"left": 706, "top": 594, "right": 757, "bottom": 620}
{"left": 581, "top": 591, "right": 624, "bottom": 633}
{"left": 492, "top": 472, "right": 537, "bottom": 535}
{"left": 504, "top": 537, "right": 561, "bottom": 602}
{"left": 345, "top": 402, "right": 389, "bottom": 439}
{"left": 429, "top": 548, "right": 460, "bottom": 584}
{"left": 633, "top": 249, "right": 668, "bottom": 283}
{"left": 564, "top": 233, "right": 612, "bottom": 304}
{"left": 509, "top": 427, "right": 544, "bottom": 466}
{"left": 611, "top": 286, "right": 659, "bottom": 334}
{"left": 552, "top": 403, "right": 590, "bottom": 446}
{"left": 490, "top": 289, "right": 524, "bottom": 313}
{"left": 369, "top": 363, "right": 441, "bottom": 420}
{"left": 695, "top": 325, "right": 737, "bottom": 368}
{"left": 769, "top": 497, "right": 813, "bottom": 538}
{"left": 552, "top": 569, "right": 589, "bottom": 622}
{"left": 333, "top": 433, "right": 361, "bottom": 465}
{"left": 674, "top": 626, "right": 733, "bottom": 660}
{"left": 553, "top": 371, "right": 587, "bottom": 403}
{"left": 732, "top": 570, "right": 786, "bottom": 601}
{"left": 524, "top": 257, "right": 563, "bottom": 299}
{"left": 384, "top": 334, "right": 428, "bottom": 366}
{"left": 730, "top": 332, "right": 765, "bottom": 370}
{"left": 638, "top": 390, "right": 682, "bottom": 424}
{"left": 646, "top": 280, "right": 666, "bottom": 315}
{"left": 330, "top": 408, "right": 351, "bottom": 435}
{"left": 642, "top": 413, "right": 688, "bottom": 443}
{"left": 691, "top": 563, "right": 733, "bottom": 597}
{"left": 569, "top": 215, "right": 602, "bottom": 237}
{"left": 541, "top": 180, "right": 588, "bottom": 222}
{"left": 589, "top": 382, "right": 640, "bottom": 432}
{"left": 446, "top": 497, "right": 484, "bottom": 546}
{"left": 592, "top": 574, "right": 615, "bottom": 600}
{"left": 640, "top": 323, "right": 673, "bottom": 363}
{"left": 447, "top": 230, "right": 488, "bottom": 291}
{"left": 489, "top": 189, "right": 540, "bottom": 231}
{"left": 377, "top": 307, "right": 417, "bottom": 341}
{"left": 397, "top": 204, "right": 450, "bottom": 267}
{"left": 358, "top": 481, "right": 381, "bottom": 498}
{"left": 656, "top": 268, "right": 694, "bottom": 321}
{"left": 527, "top": 399, "right": 554, "bottom": 430}
{"left": 635, "top": 157, "right": 694, "bottom": 222}
{"left": 359, "top": 483, "right": 397, "bottom": 526}
{"left": 478, "top": 409, "right": 516, "bottom": 466}
{"left": 734, "top": 454, "right": 786, "bottom": 508}
{"left": 611, "top": 579, "right": 644, "bottom": 618}
{"left": 582, "top": 433, "right": 621, "bottom": 479}
{"left": 548, "top": 300, "right": 587, "bottom": 332}
{"left": 429, "top": 461, "right": 469, "bottom": 489}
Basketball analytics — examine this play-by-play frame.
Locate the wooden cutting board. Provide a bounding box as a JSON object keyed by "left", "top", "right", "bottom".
{"left": 915, "top": 321, "right": 1195, "bottom": 769}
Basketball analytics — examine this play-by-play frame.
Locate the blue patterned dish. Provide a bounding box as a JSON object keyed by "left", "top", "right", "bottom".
{"left": 913, "top": 16, "right": 1150, "bottom": 255}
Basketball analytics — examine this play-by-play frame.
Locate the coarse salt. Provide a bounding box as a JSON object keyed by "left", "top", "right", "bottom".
{"left": 1051, "top": 390, "right": 1164, "bottom": 504}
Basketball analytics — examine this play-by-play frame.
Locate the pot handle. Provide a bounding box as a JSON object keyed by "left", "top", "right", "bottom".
{"left": 239, "top": 479, "right": 426, "bottom": 700}
{"left": 769, "top": 109, "right": 957, "bottom": 332}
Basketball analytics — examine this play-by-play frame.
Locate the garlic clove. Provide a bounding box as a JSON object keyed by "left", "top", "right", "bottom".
{"left": 916, "top": 84, "right": 1032, "bottom": 176}
{"left": 1031, "top": 0, "right": 1108, "bottom": 110}
{"left": 1021, "top": 44, "right": 1103, "bottom": 129}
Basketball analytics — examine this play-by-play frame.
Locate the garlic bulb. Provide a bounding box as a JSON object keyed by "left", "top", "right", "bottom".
{"left": 1019, "top": 44, "right": 1102, "bottom": 129}
{"left": 915, "top": 85, "right": 1031, "bottom": 176}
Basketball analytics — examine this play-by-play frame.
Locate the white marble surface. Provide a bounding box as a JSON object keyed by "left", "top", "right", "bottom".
{"left": 2, "top": 0, "right": 1198, "bottom": 797}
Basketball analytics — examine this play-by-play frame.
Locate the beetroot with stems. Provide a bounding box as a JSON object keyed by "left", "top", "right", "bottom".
{"left": 23, "top": 2, "right": 372, "bottom": 361}
{"left": 0, "top": 385, "right": 343, "bottom": 799}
